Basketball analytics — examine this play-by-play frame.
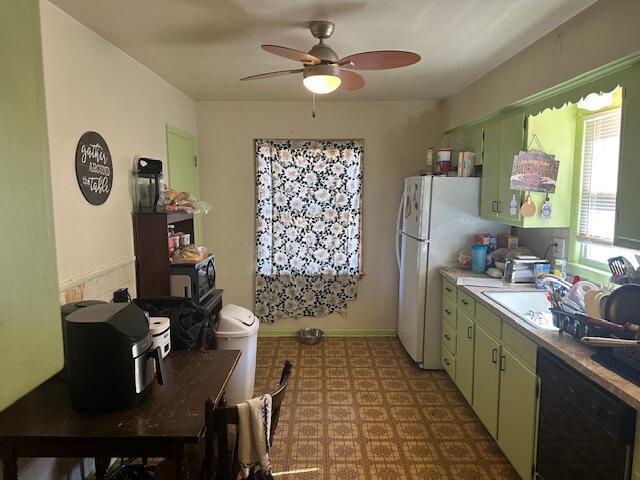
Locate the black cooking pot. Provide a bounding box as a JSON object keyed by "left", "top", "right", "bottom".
{"left": 605, "top": 284, "right": 640, "bottom": 326}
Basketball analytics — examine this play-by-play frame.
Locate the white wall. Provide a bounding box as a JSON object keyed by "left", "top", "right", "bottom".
{"left": 444, "top": 0, "right": 640, "bottom": 129}
{"left": 40, "top": 0, "right": 197, "bottom": 299}
{"left": 196, "top": 101, "right": 442, "bottom": 333}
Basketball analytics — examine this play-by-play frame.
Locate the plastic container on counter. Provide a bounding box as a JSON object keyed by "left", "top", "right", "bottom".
{"left": 471, "top": 244, "right": 489, "bottom": 274}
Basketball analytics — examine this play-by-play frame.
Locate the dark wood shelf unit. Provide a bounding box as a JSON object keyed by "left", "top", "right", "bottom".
{"left": 132, "top": 211, "right": 194, "bottom": 298}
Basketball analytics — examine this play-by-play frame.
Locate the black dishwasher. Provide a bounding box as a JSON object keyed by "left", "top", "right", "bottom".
{"left": 536, "top": 349, "right": 636, "bottom": 480}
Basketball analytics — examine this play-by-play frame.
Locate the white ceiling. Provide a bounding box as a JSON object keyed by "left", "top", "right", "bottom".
{"left": 49, "top": 0, "right": 595, "bottom": 101}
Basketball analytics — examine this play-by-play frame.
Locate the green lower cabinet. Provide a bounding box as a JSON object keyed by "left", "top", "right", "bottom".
{"left": 455, "top": 311, "right": 475, "bottom": 404}
{"left": 441, "top": 344, "right": 456, "bottom": 380}
{"left": 445, "top": 287, "right": 540, "bottom": 479}
{"left": 497, "top": 348, "right": 538, "bottom": 480}
{"left": 472, "top": 324, "right": 501, "bottom": 439}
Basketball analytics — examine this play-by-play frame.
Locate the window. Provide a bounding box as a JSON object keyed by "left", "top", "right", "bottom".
{"left": 577, "top": 107, "right": 632, "bottom": 266}
{"left": 254, "top": 139, "right": 363, "bottom": 322}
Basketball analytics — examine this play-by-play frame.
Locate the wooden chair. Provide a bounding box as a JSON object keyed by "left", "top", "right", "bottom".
{"left": 157, "top": 360, "right": 293, "bottom": 480}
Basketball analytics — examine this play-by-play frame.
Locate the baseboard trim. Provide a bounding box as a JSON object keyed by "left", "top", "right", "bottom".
{"left": 258, "top": 328, "right": 397, "bottom": 338}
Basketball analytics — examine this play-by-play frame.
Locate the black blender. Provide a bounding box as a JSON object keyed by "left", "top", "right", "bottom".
{"left": 135, "top": 158, "right": 163, "bottom": 212}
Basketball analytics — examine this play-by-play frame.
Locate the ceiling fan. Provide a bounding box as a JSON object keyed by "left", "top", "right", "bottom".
{"left": 240, "top": 20, "right": 421, "bottom": 95}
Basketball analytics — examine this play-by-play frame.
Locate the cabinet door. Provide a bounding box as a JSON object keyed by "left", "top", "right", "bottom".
{"left": 466, "top": 125, "right": 484, "bottom": 162}
{"left": 497, "top": 111, "right": 526, "bottom": 221}
{"left": 498, "top": 348, "right": 538, "bottom": 480}
{"left": 455, "top": 310, "right": 475, "bottom": 404}
{"left": 472, "top": 325, "right": 501, "bottom": 438}
{"left": 616, "top": 70, "right": 640, "bottom": 250}
{"left": 480, "top": 120, "right": 500, "bottom": 219}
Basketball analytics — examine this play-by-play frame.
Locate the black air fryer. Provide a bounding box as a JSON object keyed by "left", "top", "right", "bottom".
{"left": 63, "top": 303, "right": 165, "bottom": 412}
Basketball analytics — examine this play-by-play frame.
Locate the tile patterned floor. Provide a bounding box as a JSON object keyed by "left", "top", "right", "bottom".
{"left": 253, "top": 337, "right": 519, "bottom": 480}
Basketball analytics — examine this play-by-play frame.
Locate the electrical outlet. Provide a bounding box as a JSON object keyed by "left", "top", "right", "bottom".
{"left": 552, "top": 237, "right": 567, "bottom": 259}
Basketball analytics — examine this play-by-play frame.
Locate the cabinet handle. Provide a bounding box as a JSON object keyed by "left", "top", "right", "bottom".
{"left": 496, "top": 200, "right": 502, "bottom": 213}
{"left": 445, "top": 287, "right": 452, "bottom": 293}
{"left": 499, "top": 354, "right": 506, "bottom": 371}
{"left": 461, "top": 299, "right": 468, "bottom": 305}
{"left": 491, "top": 200, "right": 497, "bottom": 212}
{"left": 444, "top": 358, "right": 450, "bottom": 366}
{"left": 444, "top": 334, "right": 451, "bottom": 340}
{"left": 491, "top": 348, "right": 498, "bottom": 364}
{"left": 467, "top": 326, "right": 473, "bottom": 339}
{"left": 444, "top": 309, "right": 451, "bottom": 315}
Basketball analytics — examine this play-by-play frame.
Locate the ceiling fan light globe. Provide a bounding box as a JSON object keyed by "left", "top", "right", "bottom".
{"left": 303, "top": 74, "right": 341, "bottom": 94}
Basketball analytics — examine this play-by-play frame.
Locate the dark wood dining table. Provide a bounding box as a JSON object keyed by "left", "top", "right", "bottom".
{"left": 0, "top": 349, "right": 241, "bottom": 480}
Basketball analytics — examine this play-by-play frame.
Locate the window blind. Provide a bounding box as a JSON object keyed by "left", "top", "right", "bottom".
{"left": 577, "top": 108, "right": 622, "bottom": 245}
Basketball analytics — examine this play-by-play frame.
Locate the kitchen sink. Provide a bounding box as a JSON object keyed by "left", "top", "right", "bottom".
{"left": 483, "top": 291, "right": 558, "bottom": 330}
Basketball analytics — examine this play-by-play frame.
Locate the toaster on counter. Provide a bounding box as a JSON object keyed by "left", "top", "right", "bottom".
{"left": 504, "top": 257, "right": 550, "bottom": 284}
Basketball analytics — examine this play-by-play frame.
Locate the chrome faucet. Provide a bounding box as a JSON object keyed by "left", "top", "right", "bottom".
{"left": 535, "top": 273, "right": 572, "bottom": 289}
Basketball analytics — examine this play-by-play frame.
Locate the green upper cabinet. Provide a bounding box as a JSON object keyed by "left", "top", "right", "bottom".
{"left": 481, "top": 120, "right": 500, "bottom": 219}
{"left": 616, "top": 67, "right": 640, "bottom": 250}
{"left": 497, "top": 111, "right": 526, "bottom": 223}
{"left": 448, "top": 55, "right": 640, "bottom": 234}
{"left": 477, "top": 111, "right": 527, "bottom": 224}
{"left": 478, "top": 106, "right": 577, "bottom": 228}
{"left": 465, "top": 124, "right": 484, "bottom": 163}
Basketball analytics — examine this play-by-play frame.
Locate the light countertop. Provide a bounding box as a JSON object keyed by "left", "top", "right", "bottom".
{"left": 440, "top": 266, "right": 640, "bottom": 410}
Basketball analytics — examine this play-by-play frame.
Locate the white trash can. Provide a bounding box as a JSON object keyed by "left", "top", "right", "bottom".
{"left": 214, "top": 304, "right": 260, "bottom": 405}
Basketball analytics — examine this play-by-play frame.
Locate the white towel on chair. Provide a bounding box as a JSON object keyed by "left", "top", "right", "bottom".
{"left": 237, "top": 394, "right": 273, "bottom": 480}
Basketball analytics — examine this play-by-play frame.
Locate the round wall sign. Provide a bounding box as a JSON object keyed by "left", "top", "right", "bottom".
{"left": 75, "top": 131, "right": 113, "bottom": 205}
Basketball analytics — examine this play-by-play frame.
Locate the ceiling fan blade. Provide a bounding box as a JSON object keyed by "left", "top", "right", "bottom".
{"left": 339, "top": 50, "right": 421, "bottom": 70}
{"left": 240, "top": 69, "right": 304, "bottom": 81}
{"left": 262, "top": 45, "right": 321, "bottom": 65}
{"left": 339, "top": 70, "right": 365, "bottom": 91}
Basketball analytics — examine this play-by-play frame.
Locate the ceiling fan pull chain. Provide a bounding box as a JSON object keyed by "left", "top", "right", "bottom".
{"left": 312, "top": 93, "right": 316, "bottom": 118}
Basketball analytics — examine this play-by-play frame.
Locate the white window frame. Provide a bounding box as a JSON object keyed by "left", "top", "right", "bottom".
{"left": 577, "top": 107, "right": 623, "bottom": 269}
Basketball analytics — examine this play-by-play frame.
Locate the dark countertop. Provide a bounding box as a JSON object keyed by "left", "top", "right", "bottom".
{"left": 441, "top": 267, "right": 640, "bottom": 410}
{"left": 0, "top": 349, "right": 241, "bottom": 441}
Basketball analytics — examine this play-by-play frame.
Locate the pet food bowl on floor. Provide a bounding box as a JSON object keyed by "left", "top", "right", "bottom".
{"left": 297, "top": 328, "right": 324, "bottom": 345}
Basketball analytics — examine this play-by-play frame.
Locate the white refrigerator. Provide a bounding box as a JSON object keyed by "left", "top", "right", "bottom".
{"left": 395, "top": 176, "right": 509, "bottom": 369}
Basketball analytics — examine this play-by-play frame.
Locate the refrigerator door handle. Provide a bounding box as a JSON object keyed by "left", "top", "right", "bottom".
{"left": 395, "top": 194, "right": 404, "bottom": 270}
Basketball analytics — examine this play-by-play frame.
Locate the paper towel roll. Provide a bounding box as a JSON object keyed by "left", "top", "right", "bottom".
{"left": 149, "top": 316, "right": 171, "bottom": 358}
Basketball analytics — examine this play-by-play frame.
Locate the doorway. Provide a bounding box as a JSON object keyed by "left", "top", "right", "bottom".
{"left": 166, "top": 125, "right": 200, "bottom": 244}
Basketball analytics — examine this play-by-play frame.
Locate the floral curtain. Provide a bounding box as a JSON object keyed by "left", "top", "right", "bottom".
{"left": 255, "top": 139, "right": 363, "bottom": 322}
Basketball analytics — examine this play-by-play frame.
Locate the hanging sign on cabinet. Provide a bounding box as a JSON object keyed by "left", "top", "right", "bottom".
{"left": 75, "top": 131, "right": 113, "bottom": 205}
{"left": 510, "top": 150, "right": 559, "bottom": 193}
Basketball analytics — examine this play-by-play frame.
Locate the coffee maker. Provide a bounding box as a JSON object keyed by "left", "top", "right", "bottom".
{"left": 62, "top": 302, "right": 165, "bottom": 412}
{"left": 135, "top": 157, "right": 163, "bottom": 212}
